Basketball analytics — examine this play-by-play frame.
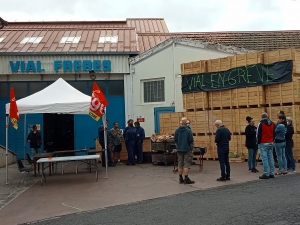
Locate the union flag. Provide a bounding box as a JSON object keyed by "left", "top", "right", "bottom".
{"left": 89, "top": 82, "right": 108, "bottom": 121}
{"left": 9, "top": 87, "right": 20, "bottom": 129}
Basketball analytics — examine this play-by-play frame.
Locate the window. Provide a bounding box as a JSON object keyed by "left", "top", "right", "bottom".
{"left": 0, "top": 83, "right": 8, "bottom": 98}
{"left": 60, "top": 36, "right": 81, "bottom": 44}
{"left": 68, "top": 81, "right": 86, "bottom": 94}
{"left": 99, "top": 35, "right": 118, "bottom": 43}
{"left": 108, "top": 81, "right": 124, "bottom": 96}
{"left": 143, "top": 80, "right": 165, "bottom": 103}
{"left": 0, "top": 37, "right": 5, "bottom": 43}
{"left": 20, "top": 36, "right": 43, "bottom": 44}
{"left": 29, "top": 82, "right": 47, "bottom": 94}
{"left": 10, "top": 82, "right": 28, "bottom": 98}
{"left": 88, "top": 81, "right": 106, "bottom": 95}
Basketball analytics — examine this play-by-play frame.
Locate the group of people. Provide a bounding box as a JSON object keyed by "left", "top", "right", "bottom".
{"left": 98, "top": 119, "right": 145, "bottom": 167}
{"left": 246, "top": 110, "right": 296, "bottom": 179}
{"left": 174, "top": 109, "right": 296, "bottom": 184}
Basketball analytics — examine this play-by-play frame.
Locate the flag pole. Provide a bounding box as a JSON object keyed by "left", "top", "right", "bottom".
{"left": 23, "top": 114, "right": 26, "bottom": 163}
{"left": 103, "top": 110, "right": 108, "bottom": 179}
{"left": 5, "top": 114, "right": 9, "bottom": 185}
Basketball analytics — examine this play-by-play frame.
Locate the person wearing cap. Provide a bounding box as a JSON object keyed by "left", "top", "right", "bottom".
{"left": 134, "top": 121, "right": 145, "bottom": 164}
{"left": 124, "top": 119, "right": 137, "bottom": 165}
{"left": 215, "top": 120, "right": 231, "bottom": 181}
{"left": 174, "top": 117, "right": 195, "bottom": 184}
{"left": 27, "top": 125, "right": 42, "bottom": 160}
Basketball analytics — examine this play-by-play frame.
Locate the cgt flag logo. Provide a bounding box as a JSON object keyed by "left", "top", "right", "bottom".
{"left": 9, "top": 87, "right": 20, "bottom": 129}
{"left": 89, "top": 82, "right": 108, "bottom": 121}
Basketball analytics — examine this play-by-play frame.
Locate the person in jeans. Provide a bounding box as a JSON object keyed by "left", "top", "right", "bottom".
{"left": 134, "top": 121, "right": 145, "bottom": 164}
{"left": 273, "top": 110, "right": 285, "bottom": 168}
{"left": 274, "top": 115, "right": 287, "bottom": 175}
{"left": 256, "top": 112, "right": 275, "bottom": 179}
{"left": 285, "top": 117, "right": 296, "bottom": 173}
{"left": 27, "top": 125, "right": 42, "bottom": 160}
{"left": 110, "top": 122, "right": 123, "bottom": 165}
{"left": 245, "top": 116, "right": 259, "bottom": 173}
{"left": 215, "top": 120, "right": 231, "bottom": 181}
{"left": 174, "top": 117, "right": 194, "bottom": 184}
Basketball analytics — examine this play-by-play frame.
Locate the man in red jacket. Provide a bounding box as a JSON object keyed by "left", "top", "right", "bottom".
{"left": 256, "top": 112, "right": 275, "bottom": 179}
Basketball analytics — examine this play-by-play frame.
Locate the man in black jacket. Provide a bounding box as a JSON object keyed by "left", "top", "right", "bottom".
{"left": 215, "top": 120, "right": 231, "bottom": 181}
{"left": 27, "top": 125, "right": 42, "bottom": 160}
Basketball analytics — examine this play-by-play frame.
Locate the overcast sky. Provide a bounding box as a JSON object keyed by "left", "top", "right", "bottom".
{"left": 1, "top": 0, "right": 300, "bottom": 32}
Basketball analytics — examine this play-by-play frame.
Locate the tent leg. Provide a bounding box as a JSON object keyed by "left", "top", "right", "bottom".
{"left": 24, "top": 114, "right": 26, "bottom": 164}
{"left": 6, "top": 115, "right": 9, "bottom": 185}
{"left": 105, "top": 149, "right": 108, "bottom": 178}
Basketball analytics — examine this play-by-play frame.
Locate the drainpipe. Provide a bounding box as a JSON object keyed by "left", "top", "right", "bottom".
{"left": 172, "top": 42, "right": 176, "bottom": 111}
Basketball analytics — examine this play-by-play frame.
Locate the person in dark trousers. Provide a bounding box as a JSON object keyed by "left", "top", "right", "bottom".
{"left": 273, "top": 110, "right": 285, "bottom": 168}
{"left": 134, "top": 121, "right": 145, "bottom": 164}
{"left": 245, "top": 116, "right": 259, "bottom": 173}
{"left": 124, "top": 119, "right": 137, "bottom": 165}
{"left": 214, "top": 120, "right": 231, "bottom": 181}
{"left": 27, "top": 125, "right": 42, "bottom": 160}
{"left": 174, "top": 117, "right": 194, "bottom": 184}
{"left": 285, "top": 117, "right": 296, "bottom": 173}
{"left": 274, "top": 114, "right": 287, "bottom": 175}
{"left": 257, "top": 112, "right": 275, "bottom": 179}
{"left": 98, "top": 120, "right": 115, "bottom": 167}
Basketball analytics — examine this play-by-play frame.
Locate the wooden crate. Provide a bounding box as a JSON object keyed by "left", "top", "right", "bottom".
{"left": 181, "top": 60, "right": 207, "bottom": 75}
{"left": 183, "top": 92, "right": 209, "bottom": 110}
{"left": 208, "top": 90, "right": 233, "bottom": 108}
{"left": 231, "top": 86, "right": 266, "bottom": 107}
{"left": 263, "top": 48, "right": 300, "bottom": 73}
{"left": 294, "top": 134, "right": 300, "bottom": 161}
{"left": 228, "top": 52, "right": 264, "bottom": 68}
{"left": 233, "top": 108, "right": 266, "bottom": 133}
{"left": 208, "top": 109, "right": 236, "bottom": 134}
{"left": 265, "top": 76, "right": 300, "bottom": 105}
{"left": 266, "top": 105, "right": 300, "bottom": 132}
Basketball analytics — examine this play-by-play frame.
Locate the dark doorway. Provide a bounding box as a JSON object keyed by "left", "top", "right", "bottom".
{"left": 43, "top": 114, "right": 74, "bottom": 154}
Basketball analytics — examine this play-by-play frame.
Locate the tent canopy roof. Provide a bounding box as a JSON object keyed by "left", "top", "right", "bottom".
{"left": 5, "top": 78, "right": 91, "bottom": 115}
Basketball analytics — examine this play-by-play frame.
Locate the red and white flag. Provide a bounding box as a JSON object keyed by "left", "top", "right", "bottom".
{"left": 9, "top": 87, "right": 20, "bottom": 129}
{"left": 89, "top": 82, "right": 108, "bottom": 121}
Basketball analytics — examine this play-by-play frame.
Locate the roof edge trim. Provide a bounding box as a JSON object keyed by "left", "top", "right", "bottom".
{"left": 0, "top": 51, "right": 139, "bottom": 56}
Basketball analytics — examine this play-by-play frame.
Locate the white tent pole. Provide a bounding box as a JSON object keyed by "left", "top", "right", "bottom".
{"left": 23, "top": 114, "right": 26, "bottom": 164}
{"left": 103, "top": 111, "right": 108, "bottom": 179}
{"left": 5, "top": 115, "right": 9, "bottom": 185}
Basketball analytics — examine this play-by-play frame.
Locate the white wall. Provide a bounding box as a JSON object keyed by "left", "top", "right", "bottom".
{"left": 129, "top": 43, "right": 234, "bottom": 136}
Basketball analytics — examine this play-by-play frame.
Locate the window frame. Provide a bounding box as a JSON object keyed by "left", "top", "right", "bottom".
{"left": 142, "top": 78, "right": 165, "bottom": 104}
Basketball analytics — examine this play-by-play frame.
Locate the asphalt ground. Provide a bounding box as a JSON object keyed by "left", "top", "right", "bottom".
{"left": 23, "top": 173, "right": 300, "bottom": 225}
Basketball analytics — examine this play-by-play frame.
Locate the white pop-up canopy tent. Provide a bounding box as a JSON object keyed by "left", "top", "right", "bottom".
{"left": 5, "top": 78, "right": 109, "bottom": 184}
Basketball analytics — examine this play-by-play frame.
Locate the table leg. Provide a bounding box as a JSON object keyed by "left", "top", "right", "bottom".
{"left": 34, "top": 160, "right": 37, "bottom": 177}
{"left": 89, "top": 159, "right": 92, "bottom": 173}
{"left": 49, "top": 162, "right": 52, "bottom": 176}
{"left": 95, "top": 159, "right": 98, "bottom": 182}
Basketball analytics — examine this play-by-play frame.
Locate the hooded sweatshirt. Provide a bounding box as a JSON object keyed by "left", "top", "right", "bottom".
{"left": 174, "top": 126, "right": 194, "bottom": 152}
{"left": 274, "top": 123, "right": 287, "bottom": 143}
{"left": 256, "top": 119, "right": 275, "bottom": 144}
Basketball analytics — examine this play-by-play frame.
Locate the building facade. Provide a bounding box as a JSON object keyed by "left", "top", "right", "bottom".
{"left": 127, "top": 38, "right": 251, "bottom": 136}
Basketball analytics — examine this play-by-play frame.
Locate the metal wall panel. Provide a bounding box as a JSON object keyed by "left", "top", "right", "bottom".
{"left": 0, "top": 55, "right": 129, "bottom": 74}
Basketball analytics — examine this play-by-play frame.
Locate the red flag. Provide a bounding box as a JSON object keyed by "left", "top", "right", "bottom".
{"left": 9, "top": 87, "right": 20, "bottom": 129}
{"left": 89, "top": 82, "right": 108, "bottom": 121}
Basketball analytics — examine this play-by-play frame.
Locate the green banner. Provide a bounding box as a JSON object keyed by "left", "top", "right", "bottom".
{"left": 181, "top": 60, "right": 293, "bottom": 93}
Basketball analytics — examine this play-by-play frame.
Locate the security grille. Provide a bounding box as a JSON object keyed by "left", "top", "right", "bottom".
{"left": 143, "top": 80, "right": 165, "bottom": 103}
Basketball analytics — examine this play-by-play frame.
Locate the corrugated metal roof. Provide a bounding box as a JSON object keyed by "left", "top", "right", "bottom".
{"left": 6, "top": 18, "right": 169, "bottom": 33}
{"left": 137, "top": 31, "right": 300, "bottom": 53}
{"left": 0, "top": 28, "right": 138, "bottom": 54}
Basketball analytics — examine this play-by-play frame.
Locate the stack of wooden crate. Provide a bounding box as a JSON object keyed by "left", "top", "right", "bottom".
{"left": 161, "top": 48, "right": 300, "bottom": 161}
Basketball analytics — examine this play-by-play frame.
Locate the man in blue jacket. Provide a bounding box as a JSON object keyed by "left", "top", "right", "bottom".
{"left": 134, "top": 121, "right": 145, "bottom": 164}
{"left": 124, "top": 119, "right": 137, "bottom": 165}
{"left": 174, "top": 117, "right": 194, "bottom": 184}
{"left": 215, "top": 120, "right": 231, "bottom": 181}
{"left": 98, "top": 120, "right": 115, "bottom": 167}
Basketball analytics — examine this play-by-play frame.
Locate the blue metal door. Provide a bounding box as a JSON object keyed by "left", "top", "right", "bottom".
{"left": 154, "top": 107, "right": 175, "bottom": 134}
